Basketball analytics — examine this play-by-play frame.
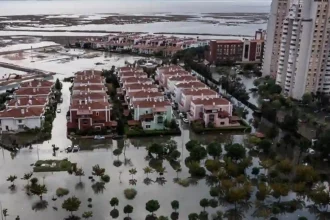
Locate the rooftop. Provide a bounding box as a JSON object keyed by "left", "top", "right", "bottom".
{"left": 132, "top": 100, "right": 171, "bottom": 108}
{"left": 0, "top": 107, "right": 44, "bottom": 118}
{"left": 74, "top": 75, "right": 103, "bottom": 84}
{"left": 183, "top": 88, "right": 217, "bottom": 96}
{"left": 75, "top": 70, "right": 102, "bottom": 76}
{"left": 14, "top": 87, "right": 51, "bottom": 96}
{"left": 20, "top": 79, "right": 53, "bottom": 88}
{"left": 70, "top": 101, "right": 111, "bottom": 110}
{"left": 176, "top": 81, "right": 207, "bottom": 89}
{"left": 7, "top": 97, "right": 47, "bottom": 107}
{"left": 127, "top": 90, "right": 163, "bottom": 98}
{"left": 191, "top": 97, "right": 230, "bottom": 106}
{"left": 73, "top": 84, "right": 106, "bottom": 91}
{"left": 118, "top": 67, "right": 143, "bottom": 72}
{"left": 168, "top": 75, "right": 197, "bottom": 82}
{"left": 125, "top": 83, "right": 157, "bottom": 91}
{"left": 123, "top": 77, "right": 152, "bottom": 84}
{"left": 72, "top": 92, "right": 108, "bottom": 100}
{"left": 213, "top": 39, "right": 243, "bottom": 44}
{"left": 120, "top": 71, "right": 147, "bottom": 78}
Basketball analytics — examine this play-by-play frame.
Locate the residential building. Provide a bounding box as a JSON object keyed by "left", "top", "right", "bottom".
{"left": 187, "top": 97, "right": 236, "bottom": 127}
{"left": 117, "top": 67, "right": 144, "bottom": 76}
{"left": 207, "top": 40, "right": 244, "bottom": 63}
{"left": 166, "top": 75, "right": 198, "bottom": 92}
{"left": 73, "top": 75, "right": 104, "bottom": 86}
{"left": 126, "top": 91, "right": 164, "bottom": 105}
{"left": 158, "top": 70, "right": 190, "bottom": 87}
{"left": 262, "top": 0, "right": 291, "bottom": 76}
{"left": 75, "top": 70, "right": 102, "bottom": 77}
{"left": 172, "top": 81, "right": 208, "bottom": 103}
{"left": 71, "top": 92, "right": 108, "bottom": 104}
{"left": 275, "top": 0, "right": 330, "bottom": 99}
{"left": 155, "top": 65, "right": 184, "bottom": 79}
{"left": 122, "top": 77, "right": 153, "bottom": 86}
{"left": 132, "top": 100, "right": 172, "bottom": 130}
{"left": 119, "top": 72, "right": 148, "bottom": 81}
{"left": 20, "top": 79, "right": 54, "bottom": 89}
{"left": 14, "top": 87, "right": 52, "bottom": 99}
{"left": 124, "top": 83, "right": 158, "bottom": 93}
{"left": 179, "top": 88, "right": 219, "bottom": 112}
{"left": 242, "top": 30, "right": 265, "bottom": 62}
{"left": 72, "top": 84, "right": 107, "bottom": 94}
{"left": 0, "top": 107, "right": 45, "bottom": 131}
{"left": 67, "top": 101, "right": 113, "bottom": 131}
{"left": 6, "top": 97, "right": 48, "bottom": 108}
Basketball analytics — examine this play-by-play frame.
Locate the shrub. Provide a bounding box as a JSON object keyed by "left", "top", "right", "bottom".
{"left": 101, "top": 174, "right": 110, "bottom": 183}
{"left": 56, "top": 187, "right": 69, "bottom": 197}
{"left": 124, "top": 188, "right": 137, "bottom": 200}
{"left": 110, "top": 209, "right": 119, "bottom": 218}
{"left": 208, "top": 199, "right": 218, "bottom": 208}
{"left": 177, "top": 178, "right": 190, "bottom": 187}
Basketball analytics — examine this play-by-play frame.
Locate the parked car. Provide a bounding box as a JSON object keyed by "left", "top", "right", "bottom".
{"left": 182, "top": 118, "right": 189, "bottom": 123}
{"left": 179, "top": 113, "right": 184, "bottom": 118}
{"left": 94, "top": 135, "right": 105, "bottom": 140}
{"left": 57, "top": 108, "right": 61, "bottom": 113}
{"left": 72, "top": 146, "right": 80, "bottom": 152}
{"left": 66, "top": 145, "right": 73, "bottom": 152}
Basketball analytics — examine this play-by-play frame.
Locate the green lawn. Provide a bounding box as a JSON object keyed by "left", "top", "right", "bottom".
{"left": 33, "top": 159, "right": 76, "bottom": 172}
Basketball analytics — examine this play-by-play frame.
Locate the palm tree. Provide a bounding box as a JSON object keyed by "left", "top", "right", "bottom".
{"left": 30, "top": 184, "right": 48, "bottom": 200}
{"left": 155, "top": 166, "right": 166, "bottom": 176}
{"left": 62, "top": 196, "right": 81, "bottom": 217}
{"left": 143, "top": 166, "right": 154, "bottom": 178}
{"left": 75, "top": 168, "right": 85, "bottom": 183}
{"left": 7, "top": 175, "right": 17, "bottom": 188}
{"left": 128, "top": 168, "right": 137, "bottom": 180}
{"left": 92, "top": 165, "right": 105, "bottom": 178}
{"left": 82, "top": 211, "right": 93, "bottom": 219}
{"left": 2, "top": 209, "right": 8, "bottom": 220}
{"left": 175, "top": 168, "right": 182, "bottom": 179}
{"left": 21, "top": 172, "right": 33, "bottom": 186}
{"left": 123, "top": 204, "right": 133, "bottom": 217}
{"left": 146, "top": 200, "right": 160, "bottom": 216}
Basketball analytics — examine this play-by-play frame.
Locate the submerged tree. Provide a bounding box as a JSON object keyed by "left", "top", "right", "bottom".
{"left": 62, "top": 196, "right": 81, "bottom": 217}
{"left": 82, "top": 211, "right": 93, "bottom": 219}
{"left": 22, "top": 172, "right": 33, "bottom": 186}
{"left": 143, "top": 166, "right": 154, "bottom": 178}
{"left": 30, "top": 184, "right": 48, "bottom": 200}
{"left": 146, "top": 200, "right": 160, "bottom": 216}
{"left": 123, "top": 205, "right": 133, "bottom": 218}
{"left": 75, "top": 168, "right": 85, "bottom": 183}
{"left": 7, "top": 175, "right": 17, "bottom": 188}
{"left": 92, "top": 165, "right": 105, "bottom": 178}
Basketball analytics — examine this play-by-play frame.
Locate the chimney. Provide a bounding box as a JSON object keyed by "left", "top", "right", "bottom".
{"left": 79, "top": 100, "right": 82, "bottom": 105}
{"left": 88, "top": 88, "right": 90, "bottom": 92}
{"left": 213, "top": 102, "right": 215, "bottom": 106}
{"left": 85, "top": 98, "right": 87, "bottom": 104}
{"left": 26, "top": 107, "right": 29, "bottom": 113}
{"left": 29, "top": 99, "right": 32, "bottom": 105}
{"left": 17, "top": 99, "right": 20, "bottom": 105}
{"left": 88, "top": 107, "right": 91, "bottom": 111}
{"left": 21, "top": 108, "right": 25, "bottom": 114}
{"left": 29, "top": 81, "right": 32, "bottom": 86}
{"left": 33, "top": 88, "right": 36, "bottom": 93}
{"left": 103, "top": 96, "right": 106, "bottom": 102}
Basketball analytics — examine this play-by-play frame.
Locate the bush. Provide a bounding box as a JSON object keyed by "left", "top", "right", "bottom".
{"left": 110, "top": 209, "right": 119, "bottom": 218}
{"left": 208, "top": 199, "right": 218, "bottom": 208}
{"left": 124, "top": 188, "right": 137, "bottom": 200}
{"left": 177, "top": 178, "right": 190, "bottom": 187}
{"left": 56, "top": 187, "right": 69, "bottom": 197}
{"left": 101, "top": 174, "right": 110, "bottom": 183}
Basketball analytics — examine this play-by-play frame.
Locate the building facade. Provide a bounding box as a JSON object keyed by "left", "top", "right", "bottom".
{"left": 275, "top": 0, "right": 330, "bottom": 99}
{"left": 262, "top": 0, "right": 291, "bottom": 76}
{"left": 207, "top": 40, "right": 244, "bottom": 63}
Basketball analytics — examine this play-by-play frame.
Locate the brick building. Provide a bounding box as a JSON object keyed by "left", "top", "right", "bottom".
{"left": 207, "top": 40, "right": 244, "bottom": 64}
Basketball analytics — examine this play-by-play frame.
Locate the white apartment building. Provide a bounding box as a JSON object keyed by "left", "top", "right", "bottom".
{"left": 276, "top": 0, "right": 330, "bottom": 99}
{"left": 262, "top": 0, "right": 291, "bottom": 77}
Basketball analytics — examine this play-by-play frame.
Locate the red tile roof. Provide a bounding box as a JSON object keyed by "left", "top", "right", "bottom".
{"left": 191, "top": 97, "right": 230, "bottom": 106}
{"left": 128, "top": 120, "right": 141, "bottom": 126}
{"left": 73, "top": 84, "right": 106, "bottom": 91}
{"left": 125, "top": 84, "right": 157, "bottom": 91}
{"left": 75, "top": 70, "right": 102, "bottom": 76}
{"left": 158, "top": 65, "right": 183, "bottom": 72}
{"left": 74, "top": 75, "right": 103, "bottom": 84}
{"left": 72, "top": 92, "right": 107, "bottom": 100}
{"left": 120, "top": 72, "right": 147, "bottom": 78}
{"left": 168, "top": 75, "right": 197, "bottom": 82}
{"left": 118, "top": 67, "right": 143, "bottom": 72}
{"left": 123, "top": 77, "right": 152, "bottom": 84}
{"left": 182, "top": 88, "right": 217, "bottom": 96}
{"left": 140, "top": 113, "right": 154, "bottom": 120}
{"left": 7, "top": 97, "right": 47, "bottom": 107}
{"left": 20, "top": 79, "right": 53, "bottom": 88}
{"left": 70, "top": 101, "right": 110, "bottom": 110}
{"left": 132, "top": 100, "right": 171, "bottom": 108}
{"left": 163, "top": 70, "right": 189, "bottom": 76}
{"left": 0, "top": 107, "right": 44, "bottom": 118}
{"left": 14, "top": 87, "right": 51, "bottom": 96}
{"left": 127, "top": 90, "right": 163, "bottom": 98}
{"left": 176, "top": 81, "right": 207, "bottom": 89}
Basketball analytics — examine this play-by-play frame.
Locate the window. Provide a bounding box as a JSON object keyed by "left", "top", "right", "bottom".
{"left": 146, "top": 125, "right": 150, "bottom": 129}
{"left": 18, "top": 119, "right": 22, "bottom": 123}
{"left": 96, "top": 112, "right": 99, "bottom": 116}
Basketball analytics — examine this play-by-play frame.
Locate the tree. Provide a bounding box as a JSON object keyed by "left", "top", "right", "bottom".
{"left": 270, "top": 183, "right": 290, "bottom": 202}
{"left": 256, "top": 182, "right": 271, "bottom": 201}
{"left": 314, "top": 129, "right": 330, "bottom": 158}
{"left": 117, "top": 118, "right": 125, "bottom": 135}
{"left": 123, "top": 205, "right": 133, "bottom": 217}
{"left": 171, "top": 200, "right": 179, "bottom": 212}
{"left": 7, "top": 175, "right": 17, "bottom": 187}
{"left": 82, "top": 211, "right": 93, "bottom": 219}
{"left": 276, "top": 159, "right": 293, "bottom": 175}
{"left": 92, "top": 164, "right": 105, "bottom": 177}
{"left": 145, "top": 200, "right": 160, "bottom": 215}
{"left": 30, "top": 184, "right": 47, "bottom": 200}
{"left": 199, "top": 198, "right": 209, "bottom": 211}
{"left": 113, "top": 148, "right": 122, "bottom": 160}
{"left": 62, "top": 196, "right": 81, "bottom": 217}
{"left": 207, "top": 142, "right": 222, "bottom": 159}
{"left": 188, "top": 213, "right": 199, "bottom": 220}
{"left": 148, "top": 143, "right": 164, "bottom": 159}
{"left": 30, "top": 177, "right": 38, "bottom": 186}
{"left": 205, "top": 159, "right": 221, "bottom": 173}
{"left": 110, "top": 197, "right": 119, "bottom": 209}
{"left": 190, "top": 146, "right": 207, "bottom": 161}
{"left": 225, "top": 144, "right": 246, "bottom": 161}
{"left": 143, "top": 166, "right": 154, "bottom": 178}
{"left": 186, "top": 140, "right": 200, "bottom": 152}
{"left": 281, "top": 114, "right": 298, "bottom": 132}
{"left": 129, "top": 168, "right": 137, "bottom": 180}
{"left": 251, "top": 167, "right": 260, "bottom": 177}
{"left": 22, "top": 172, "right": 33, "bottom": 185}
{"left": 295, "top": 165, "right": 319, "bottom": 183}
{"left": 266, "top": 125, "right": 279, "bottom": 140}
{"left": 2, "top": 209, "right": 8, "bottom": 220}
{"left": 302, "top": 93, "right": 313, "bottom": 105}
{"left": 75, "top": 168, "right": 84, "bottom": 183}
{"left": 258, "top": 139, "right": 272, "bottom": 153}
{"left": 55, "top": 78, "right": 62, "bottom": 90}
{"left": 110, "top": 208, "right": 119, "bottom": 219}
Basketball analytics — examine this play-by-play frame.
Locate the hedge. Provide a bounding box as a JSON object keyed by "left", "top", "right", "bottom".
{"left": 191, "top": 120, "right": 251, "bottom": 134}
{"left": 125, "top": 128, "right": 181, "bottom": 137}
{"left": 33, "top": 159, "right": 75, "bottom": 172}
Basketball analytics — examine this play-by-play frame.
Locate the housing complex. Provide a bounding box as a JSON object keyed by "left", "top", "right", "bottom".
{"left": 0, "top": 79, "right": 54, "bottom": 132}
{"left": 262, "top": 0, "right": 330, "bottom": 99}
{"left": 67, "top": 70, "right": 115, "bottom": 132}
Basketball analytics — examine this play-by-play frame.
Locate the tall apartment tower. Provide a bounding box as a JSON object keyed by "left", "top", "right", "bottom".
{"left": 262, "top": 0, "right": 291, "bottom": 77}
{"left": 276, "top": 0, "right": 330, "bottom": 99}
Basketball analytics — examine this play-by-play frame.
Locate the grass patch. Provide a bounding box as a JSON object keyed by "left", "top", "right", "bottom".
{"left": 125, "top": 127, "right": 181, "bottom": 137}
{"left": 33, "top": 159, "right": 75, "bottom": 172}
{"left": 124, "top": 188, "right": 137, "bottom": 200}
